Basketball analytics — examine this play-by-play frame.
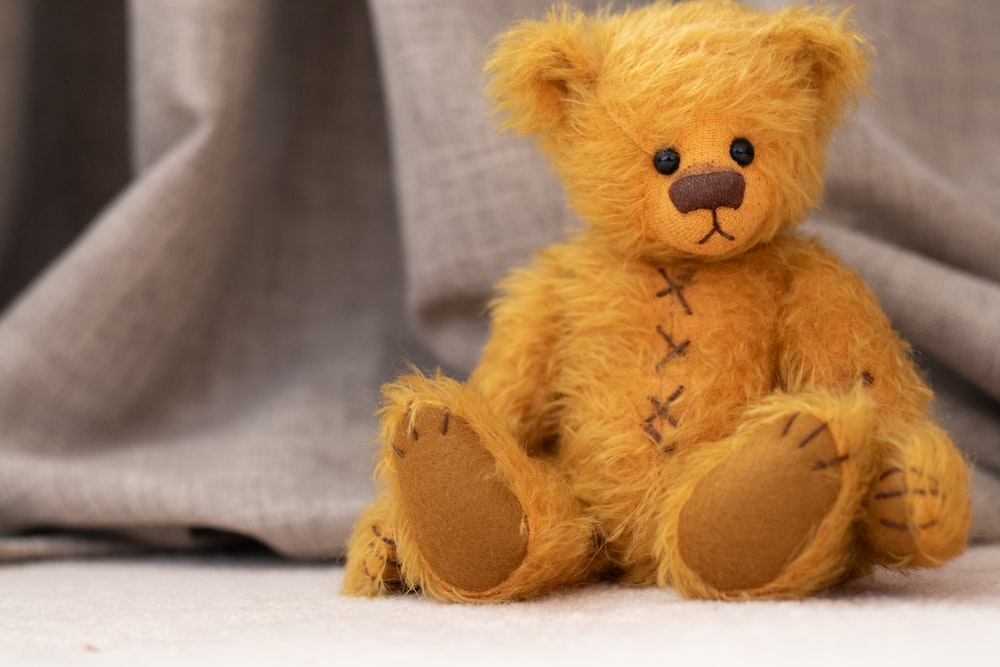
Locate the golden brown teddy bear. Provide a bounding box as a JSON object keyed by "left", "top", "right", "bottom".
{"left": 343, "top": 0, "right": 971, "bottom": 601}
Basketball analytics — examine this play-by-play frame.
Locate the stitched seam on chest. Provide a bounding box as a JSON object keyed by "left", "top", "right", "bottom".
{"left": 643, "top": 267, "right": 697, "bottom": 453}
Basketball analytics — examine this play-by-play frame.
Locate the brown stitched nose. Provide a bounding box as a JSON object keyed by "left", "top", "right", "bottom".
{"left": 669, "top": 171, "right": 745, "bottom": 214}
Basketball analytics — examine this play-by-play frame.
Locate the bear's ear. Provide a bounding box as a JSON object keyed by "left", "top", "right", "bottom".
{"left": 768, "top": 8, "right": 871, "bottom": 130}
{"left": 485, "top": 6, "right": 606, "bottom": 138}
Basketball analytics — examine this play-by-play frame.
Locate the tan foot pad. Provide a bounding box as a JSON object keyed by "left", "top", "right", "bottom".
{"left": 677, "top": 413, "right": 845, "bottom": 592}
{"left": 394, "top": 405, "right": 527, "bottom": 593}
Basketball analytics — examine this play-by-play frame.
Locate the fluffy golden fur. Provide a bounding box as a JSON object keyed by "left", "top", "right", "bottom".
{"left": 486, "top": 0, "right": 868, "bottom": 262}
{"left": 343, "top": 0, "right": 970, "bottom": 602}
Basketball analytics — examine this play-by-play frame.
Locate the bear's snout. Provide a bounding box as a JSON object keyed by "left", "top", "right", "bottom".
{"left": 669, "top": 171, "right": 745, "bottom": 214}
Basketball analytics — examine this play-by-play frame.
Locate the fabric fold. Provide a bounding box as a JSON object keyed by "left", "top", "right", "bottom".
{"left": 0, "top": 0, "right": 405, "bottom": 561}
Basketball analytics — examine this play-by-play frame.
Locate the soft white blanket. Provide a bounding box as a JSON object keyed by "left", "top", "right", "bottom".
{"left": 3, "top": 545, "right": 998, "bottom": 666}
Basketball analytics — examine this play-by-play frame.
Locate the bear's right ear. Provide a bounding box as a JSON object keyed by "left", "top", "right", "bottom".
{"left": 485, "top": 6, "right": 605, "bottom": 138}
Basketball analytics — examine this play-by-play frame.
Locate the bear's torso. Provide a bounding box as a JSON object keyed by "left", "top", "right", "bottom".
{"left": 548, "top": 237, "right": 793, "bottom": 475}
{"left": 536, "top": 238, "right": 795, "bottom": 567}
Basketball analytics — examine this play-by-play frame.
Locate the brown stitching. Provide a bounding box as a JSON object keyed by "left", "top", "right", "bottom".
{"left": 781, "top": 413, "right": 799, "bottom": 437}
{"left": 372, "top": 525, "right": 396, "bottom": 548}
{"left": 862, "top": 371, "right": 875, "bottom": 386}
{"left": 872, "top": 488, "right": 939, "bottom": 500}
{"left": 877, "top": 466, "right": 937, "bottom": 484}
{"left": 391, "top": 442, "right": 406, "bottom": 458}
{"left": 363, "top": 561, "right": 376, "bottom": 581}
{"left": 646, "top": 387, "right": 685, "bottom": 426}
{"left": 655, "top": 268, "right": 693, "bottom": 316}
{"left": 696, "top": 209, "right": 736, "bottom": 245}
{"left": 878, "top": 518, "right": 939, "bottom": 531}
{"left": 798, "top": 422, "right": 829, "bottom": 448}
{"left": 441, "top": 408, "right": 450, "bottom": 435}
{"left": 813, "top": 453, "right": 850, "bottom": 471}
{"left": 878, "top": 466, "right": 904, "bottom": 481}
{"left": 643, "top": 422, "right": 663, "bottom": 445}
{"left": 645, "top": 385, "right": 684, "bottom": 427}
{"left": 641, "top": 423, "right": 676, "bottom": 453}
{"left": 643, "top": 386, "right": 685, "bottom": 438}
{"left": 404, "top": 403, "right": 418, "bottom": 441}
{"left": 648, "top": 268, "right": 693, "bottom": 453}
{"left": 655, "top": 325, "right": 690, "bottom": 370}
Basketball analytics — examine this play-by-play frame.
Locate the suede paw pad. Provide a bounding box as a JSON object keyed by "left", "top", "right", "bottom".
{"left": 394, "top": 404, "right": 528, "bottom": 594}
{"left": 677, "top": 412, "right": 846, "bottom": 592}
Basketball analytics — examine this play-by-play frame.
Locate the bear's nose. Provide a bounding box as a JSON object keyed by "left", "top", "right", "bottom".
{"left": 669, "top": 171, "right": 745, "bottom": 213}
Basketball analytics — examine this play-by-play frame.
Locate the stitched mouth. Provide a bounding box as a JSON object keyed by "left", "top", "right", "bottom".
{"left": 697, "top": 209, "right": 736, "bottom": 245}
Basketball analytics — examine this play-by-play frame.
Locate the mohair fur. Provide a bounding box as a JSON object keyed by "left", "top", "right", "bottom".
{"left": 342, "top": 0, "right": 971, "bottom": 602}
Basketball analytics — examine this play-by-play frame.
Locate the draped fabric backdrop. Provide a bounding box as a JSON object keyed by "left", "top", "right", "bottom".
{"left": 0, "top": 0, "right": 997, "bottom": 562}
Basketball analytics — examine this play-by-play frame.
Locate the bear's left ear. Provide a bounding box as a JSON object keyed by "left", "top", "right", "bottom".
{"left": 485, "top": 6, "right": 608, "bottom": 139}
{"left": 768, "top": 7, "right": 871, "bottom": 129}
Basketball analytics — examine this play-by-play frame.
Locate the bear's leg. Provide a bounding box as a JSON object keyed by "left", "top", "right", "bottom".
{"left": 665, "top": 388, "right": 878, "bottom": 599}
{"left": 861, "top": 420, "right": 970, "bottom": 568}
{"left": 357, "top": 372, "right": 600, "bottom": 602}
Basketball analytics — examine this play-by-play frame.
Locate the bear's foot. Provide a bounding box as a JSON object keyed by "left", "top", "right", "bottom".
{"left": 353, "top": 372, "right": 603, "bottom": 602}
{"left": 862, "top": 423, "right": 970, "bottom": 568}
{"left": 675, "top": 401, "right": 871, "bottom": 599}
{"left": 393, "top": 404, "right": 529, "bottom": 596}
{"left": 342, "top": 507, "right": 405, "bottom": 597}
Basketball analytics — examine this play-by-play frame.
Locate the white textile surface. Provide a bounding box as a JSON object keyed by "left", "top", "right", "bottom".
{"left": 3, "top": 546, "right": 998, "bottom": 666}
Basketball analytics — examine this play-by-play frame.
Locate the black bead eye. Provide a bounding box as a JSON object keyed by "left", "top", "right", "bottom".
{"left": 730, "top": 138, "right": 754, "bottom": 167}
{"left": 653, "top": 148, "right": 681, "bottom": 176}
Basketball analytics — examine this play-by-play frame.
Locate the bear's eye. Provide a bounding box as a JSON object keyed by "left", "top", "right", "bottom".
{"left": 653, "top": 148, "right": 681, "bottom": 176}
{"left": 730, "top": 138, "right": 754, "bottom": 167}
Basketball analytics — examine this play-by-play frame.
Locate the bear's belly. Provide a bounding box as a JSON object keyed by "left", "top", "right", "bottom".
{"left": 641, "top": 261, "right": 784, "bottom": 452}
{"left": 555, "top": 255, "right": 786, "bottom": 457}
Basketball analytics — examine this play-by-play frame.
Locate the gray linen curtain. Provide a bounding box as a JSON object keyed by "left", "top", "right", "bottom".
{"left": 0, "top": 0, "right": 997, "bottom": 562}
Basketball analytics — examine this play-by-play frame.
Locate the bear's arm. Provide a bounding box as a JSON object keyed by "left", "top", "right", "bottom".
{"left": 470, "top": 249, "right": 567, "bottom": 454}
{"left": 776, "top": 238, "right": 932, "bottom": 421}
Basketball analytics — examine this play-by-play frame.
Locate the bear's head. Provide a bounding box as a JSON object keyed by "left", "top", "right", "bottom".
{"left": 486, "top": 0, "right": 868, "bottom": 261}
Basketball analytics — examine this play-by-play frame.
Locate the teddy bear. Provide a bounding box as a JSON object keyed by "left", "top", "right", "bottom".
{"left": 342, "top": 0, "right": 971, "bottom": 601}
